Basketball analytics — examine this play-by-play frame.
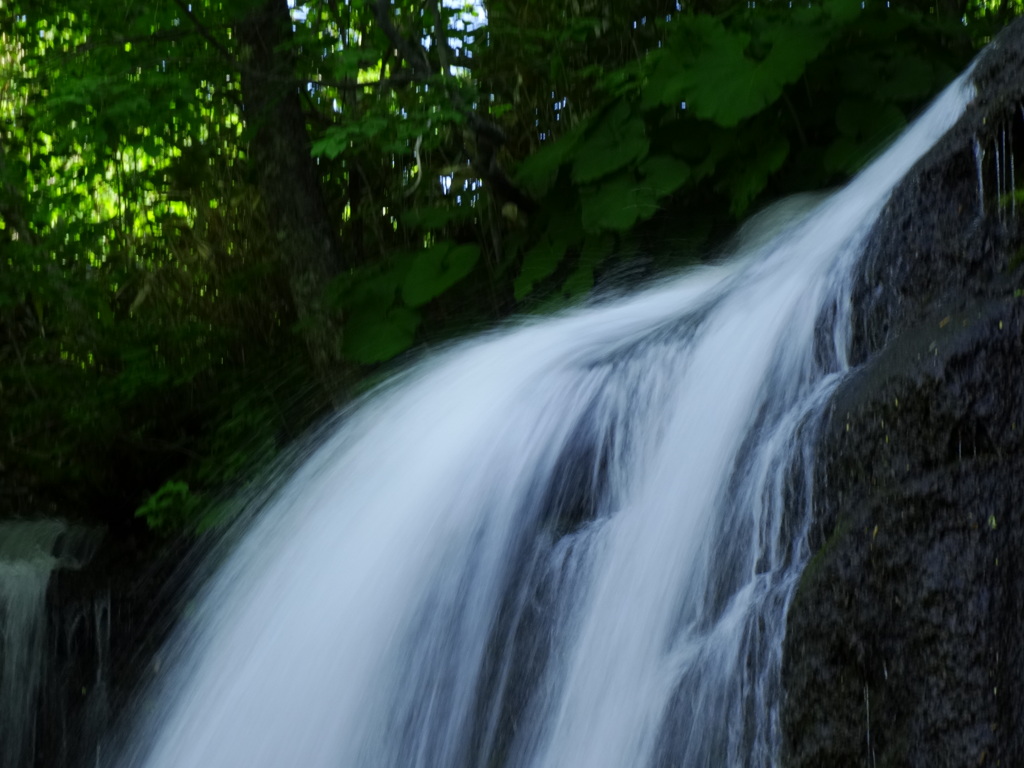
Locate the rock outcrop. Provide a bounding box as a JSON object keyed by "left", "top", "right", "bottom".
{"left": 783, "top": 18, "right": 1024, "bottom": 768}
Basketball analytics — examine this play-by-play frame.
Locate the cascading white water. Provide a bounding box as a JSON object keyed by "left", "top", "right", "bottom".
{"left": 0, "top": 520, "right": 102, "bottom": 768}
{"left": 114, "top": 72, "right": 974, "bottom": 768}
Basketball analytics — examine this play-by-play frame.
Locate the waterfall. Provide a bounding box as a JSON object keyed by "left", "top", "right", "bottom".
{"left": 113, "top": 72, "right": 974, "bottom": 768}
{"left": 0, "top": 520, "right": 102, "bottom": 768}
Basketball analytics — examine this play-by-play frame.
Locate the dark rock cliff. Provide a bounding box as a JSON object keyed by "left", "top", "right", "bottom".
{"left": 783, "top": 18, "right": 1024, "bottom": 768}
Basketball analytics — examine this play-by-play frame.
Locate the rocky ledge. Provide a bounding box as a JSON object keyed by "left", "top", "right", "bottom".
{"left": 783, "top": 17, "right": 1024, "bottom": 768}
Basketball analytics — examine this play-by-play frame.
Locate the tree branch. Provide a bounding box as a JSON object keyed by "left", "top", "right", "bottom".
{"left": 430, "top": 0, "right": 452, "bottom": 78}
{"left": 371, "top": 0, "right": 536, "bottom": 212}
{"left": 371, "top": 0, "right": 432, "bottom": 79}
{"left": 170, "top": 0, "right": 238, "bottom": 67}
{"left": 6, "top": 323, "right": 39, "bottom": 401}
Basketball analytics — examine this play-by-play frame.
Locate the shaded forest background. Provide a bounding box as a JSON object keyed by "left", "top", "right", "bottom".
{"left": 1, "top": 0, "right": 1020, "bottom": 537}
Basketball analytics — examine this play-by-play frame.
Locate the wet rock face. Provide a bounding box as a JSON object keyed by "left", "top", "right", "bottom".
{"left": 14, "top": 527, "right": 187, "bottom": 768}
{"left": 849, "top": 17, "right": 1024, "bottom": 368}
{"left": 782, "top": 18, "right": 1024, "bottom": 768}
{"left": 784, "top": 305, "right": 1024, "bottom": 768}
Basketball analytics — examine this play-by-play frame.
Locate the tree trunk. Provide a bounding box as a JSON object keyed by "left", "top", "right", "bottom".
{"left": 237, "top": 0, "right": 346, "bottom": 373}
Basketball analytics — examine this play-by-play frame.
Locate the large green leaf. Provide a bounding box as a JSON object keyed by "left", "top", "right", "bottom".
{"left": 580, "top": 172, "right": 658, "bottom": 233}
{"left": 513, "top": 196, "right": 586, "bottom": 301}
{"left": 720, "top": 131, "right": 789, "bottom": 217}
{"left": 515, "top": 238, "right": 568, "bottom": 300}
{"left": 515, "top": 125, "right": 583, "bottom": 198}
{"left": 560, "top": 234, "right": 614, "bottom": 297}
{"left": 325, "top": 260, "right": 406, "bottom": 310}
{"left": 571, "top": 102, "right": 650, "bottom": 183}
{"left": 760, "top": 22, "right": 831, "bottom": 85}
{"left": 651, "top": 15, "right": 829, "bottom": 127}
{"left": 638, "top": 155, "right": 691, "bottom": 198}
{"left": 343, "top": 305, "right": 421, "bottom": 364}
{"left": 402, "top": 242, "right": 481, "bottom": 307}
{"left": 682, "top": 42, "right": 783, "bottom": 126}
{"left": 640, "top": 48, "right": 683, "bottom": 111}
{"left": 670, "top": 120, "right": 727, "bottom": 182}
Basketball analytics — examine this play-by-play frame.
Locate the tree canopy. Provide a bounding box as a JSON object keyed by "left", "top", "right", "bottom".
{"left": 1, "top": 0, "right": 1019, "bottom": 534}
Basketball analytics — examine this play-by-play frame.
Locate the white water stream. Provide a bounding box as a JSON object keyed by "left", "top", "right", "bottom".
{"left": 113, "top": 72, "right": 973, "bottom": 768}
{"left": 0, "top": 521, "right": 102, "bottom": 768}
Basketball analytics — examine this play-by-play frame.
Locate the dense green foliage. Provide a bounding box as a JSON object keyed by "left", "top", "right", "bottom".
{"left": 0, "top": 0, "right": 1019, "bottom": 534}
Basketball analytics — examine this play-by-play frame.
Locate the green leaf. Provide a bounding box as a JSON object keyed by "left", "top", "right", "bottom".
{"left": 720, "top": 132, "right": 789, "bottom": 217}
{"left": 638, "top": 155, "right": 691, "bottom": 198}
{"left": 311, "top": 117, "right": 391, "bottom": 159}
{"left": 515, "top": 125, "right": 583, "bottom": 198}
{"left": 571, "top": 103, "right": 649, "bottom": 183}
{"left": 686, "top": 49, "right": 774, "bottom": 126}
{"left": 515, "top": 238, "right": 568, "bottom": 300}
{"left": 514, "top": 194, "right": 585, "bottom": 300}
{"left": 761, "top": 22, "right": 831, "bottom": 85}
{"left": 311, "top": 126, "right": 352, "bottom": 159}
{"left": 515, "top": 141, "right": 565, "bottom": 198}
{"left": 656, "top": 15, "right": 828, "bottom": 127}
{"left": 580, "top": 173, "right": 659, "bottom": 233}
{"left": 327, "top": 265, "right": 401, "bottom": 310}
{"left": 401, "top": 242, "right": 481, "bottom": 307}
{"left": 641, "top": 48, "right": 685, "bottom": 111}
{"left": 343, "top": 305, "right": 421, "bottom": 364}
{"left": 561, "top": 234, "right": 614, "bottom": 297}
{"left": 325, "top": 48, "right": 378, "bottom": 80}
{"left": 135, "top": 480, "right": 196, "bottom": 533}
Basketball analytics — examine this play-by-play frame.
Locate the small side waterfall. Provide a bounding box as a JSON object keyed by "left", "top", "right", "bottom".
{"left": 0, "top": 520, "right": 102, "bottom": 768}
{"left": 112, "top": 72, "right": 975, "bottom": 768}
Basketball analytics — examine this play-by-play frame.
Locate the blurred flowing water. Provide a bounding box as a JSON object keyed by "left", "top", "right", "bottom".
{"left": 0, "top": 521, "right": 103, "bottom": 768}
{"left": 112, "top": 72, "right": 973, "bottom": 768}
